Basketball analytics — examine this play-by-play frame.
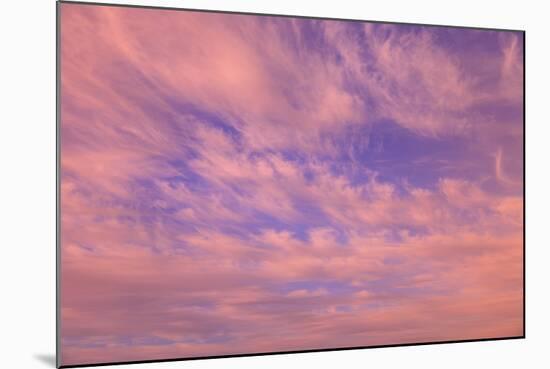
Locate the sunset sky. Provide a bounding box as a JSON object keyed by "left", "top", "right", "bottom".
{"left": 60, "top": 3, "right": 524, "bottom": 366}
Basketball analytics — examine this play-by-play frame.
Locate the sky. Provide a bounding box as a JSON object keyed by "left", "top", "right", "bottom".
{"left": 60, "top": 3, "right": 524, "bottom": 366}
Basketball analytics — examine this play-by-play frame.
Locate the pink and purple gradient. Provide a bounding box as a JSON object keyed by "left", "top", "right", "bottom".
{"left": 60, "top": 3, "right": 524, "bottom": 366}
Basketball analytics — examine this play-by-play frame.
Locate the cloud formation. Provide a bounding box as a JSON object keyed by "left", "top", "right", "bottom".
{"left": 60, "top": 3, "right": 524, "bottom": 366}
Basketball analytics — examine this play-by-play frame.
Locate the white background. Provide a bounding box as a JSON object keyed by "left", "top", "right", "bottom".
{"left": 0, "top": 0, "right": 548, "bottom": 368}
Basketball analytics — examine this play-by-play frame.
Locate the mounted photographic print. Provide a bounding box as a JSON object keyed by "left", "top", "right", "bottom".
{"left": 57, "top": 1, "right": 525, "bottom": 367}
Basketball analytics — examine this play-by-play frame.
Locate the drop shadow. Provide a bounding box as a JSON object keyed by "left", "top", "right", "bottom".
{"left": 34, "top": 353, "right": 56, "bottom": 367}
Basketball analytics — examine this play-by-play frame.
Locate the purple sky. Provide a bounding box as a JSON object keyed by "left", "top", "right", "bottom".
{"left": 60, "top": 3, "right": 524, "bottom": 366}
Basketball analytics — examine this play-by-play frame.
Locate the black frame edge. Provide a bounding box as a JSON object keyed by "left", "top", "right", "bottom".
{"left": 56, "top": 0, "right": 62, "bottom": 368}
{"left": 522, "top": 30, "right": 526, "bottom": 339}
{"left": 57, "top": 0, "right": 525, "bottom": 33}
{"left": 59, "top": 336, "right": 525, "bottom": 368}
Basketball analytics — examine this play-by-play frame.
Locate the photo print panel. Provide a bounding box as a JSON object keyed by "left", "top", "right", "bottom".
{"left": 58, "top": 1, "right": 525, "bottom": 367}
